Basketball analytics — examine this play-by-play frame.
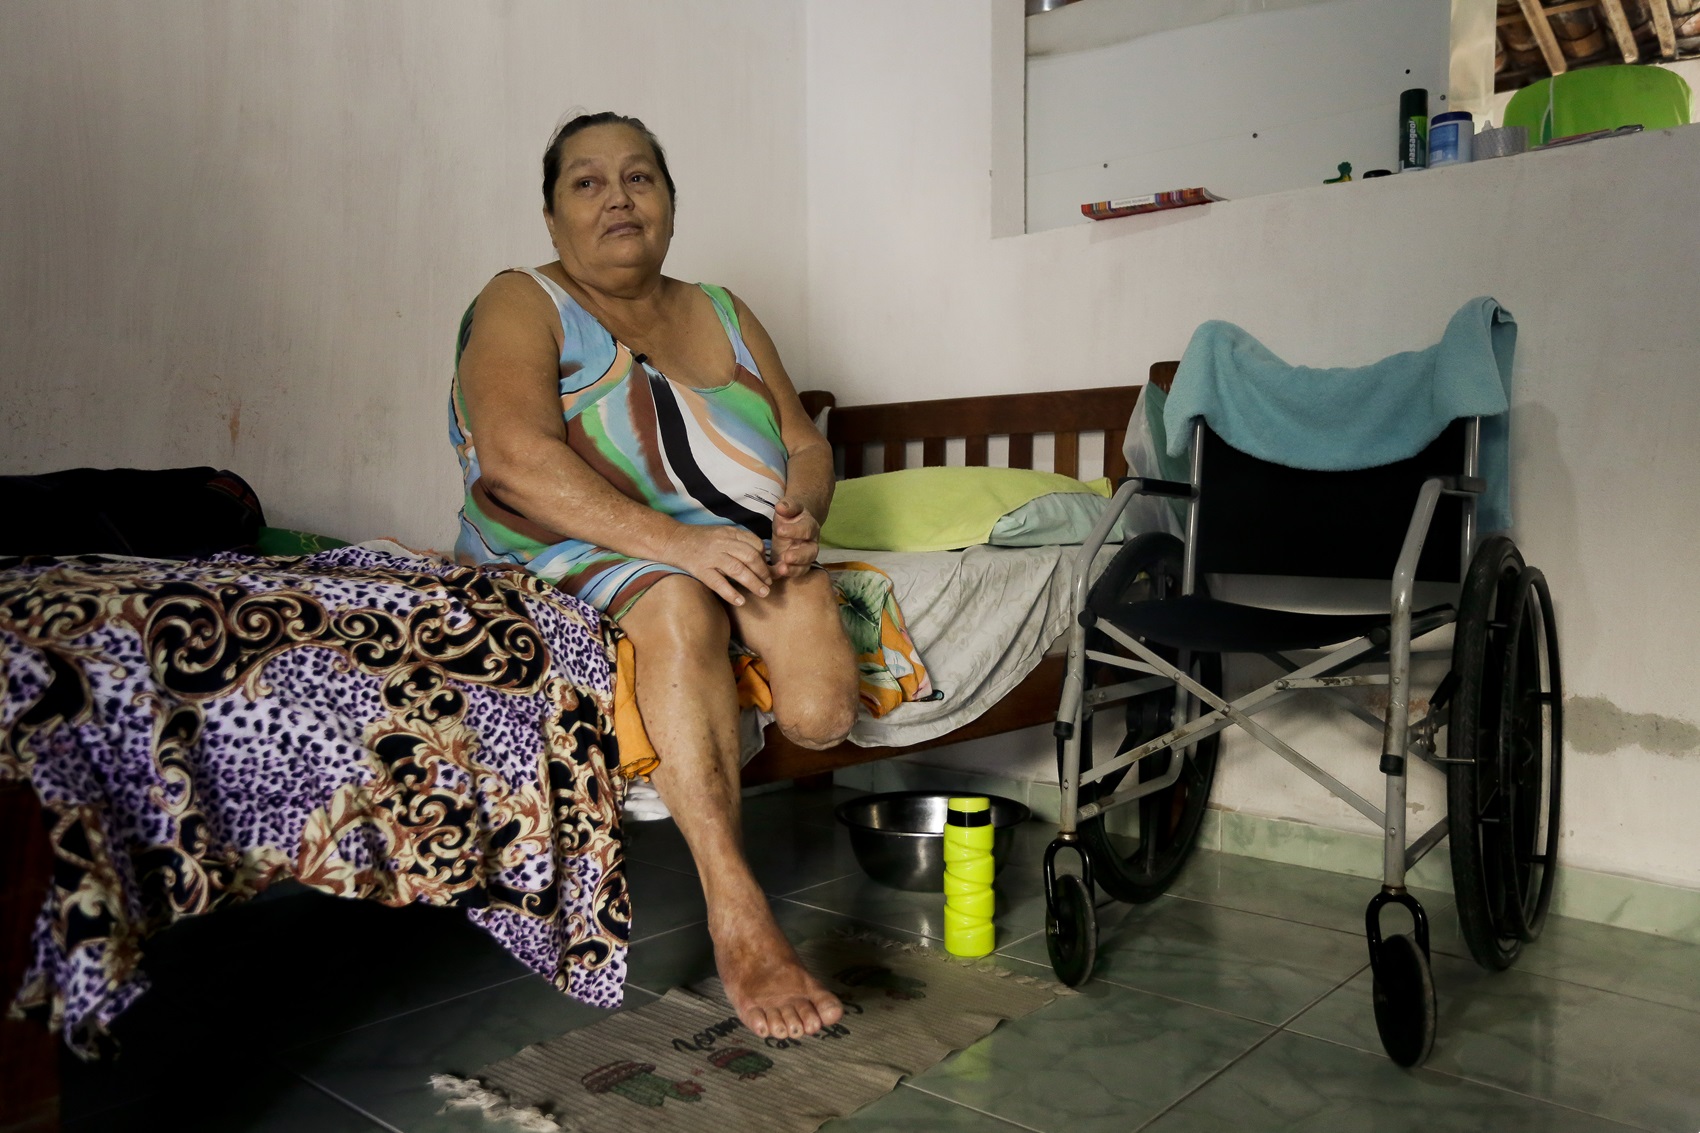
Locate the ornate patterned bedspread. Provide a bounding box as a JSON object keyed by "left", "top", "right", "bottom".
{"left": 0, "top": 548, "right": 629, "bottom": 1054}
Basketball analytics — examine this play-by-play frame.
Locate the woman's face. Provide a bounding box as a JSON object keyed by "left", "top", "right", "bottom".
{"left": 545, "top": 123, "right": 674, "bottom": 280}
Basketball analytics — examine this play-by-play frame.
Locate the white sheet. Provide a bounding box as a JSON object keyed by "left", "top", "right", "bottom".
{"left": 828, "top": 544, "right": 1103, "bottom": 748}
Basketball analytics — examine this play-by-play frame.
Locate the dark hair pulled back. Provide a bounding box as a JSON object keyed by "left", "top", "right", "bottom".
{"left": 542, "top": 112, "right": 676, "bottom": 212}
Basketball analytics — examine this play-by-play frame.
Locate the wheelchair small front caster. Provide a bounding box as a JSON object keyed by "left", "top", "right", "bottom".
{"left": 1372, "top": 933, "right": 1436, "bottom": 1067}
{"left": 1366, "top": 891, "right": 1436, "bottom": 1067}
{"left": 1044, "top": 839, "right": 1098, "bottom": 987}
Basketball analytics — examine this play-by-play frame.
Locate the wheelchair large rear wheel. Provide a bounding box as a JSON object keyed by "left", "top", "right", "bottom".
{"left": 1070, "top": 533, "right": 1222, "bottom": 905}
{"left": 1447, "top": 537, "right": 1563, "bottom": 970}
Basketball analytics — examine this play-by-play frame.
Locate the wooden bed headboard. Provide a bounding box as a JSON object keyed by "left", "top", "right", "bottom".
{"left": 798, "top": 383, "right": 1150, "bottom": 482}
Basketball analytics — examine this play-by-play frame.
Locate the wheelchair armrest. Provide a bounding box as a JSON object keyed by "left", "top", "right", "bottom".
{"left": 1117, "top": 475, "right": 1197, "bottom": 499}
{"left": 1060, "top": 477, "right": 1151, "bottom": 728}
{"left": 1440, "top": 475, "right": 1487, "bottom": 495}
{"left": 1382, "top": 477, "right": 1448, "bottom": 773}
{"left": 1068, "top": 478, "right": 1149, "bottom": 620}
{"left": 1073, "top": 475, "right": 1199, "bottom": 617}
{"left": 1391, "top": 479, "right": 1447, "bottom": 615}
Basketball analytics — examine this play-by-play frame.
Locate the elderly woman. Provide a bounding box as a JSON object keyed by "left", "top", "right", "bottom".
{"left": 451, "top": 112, "right": 855, "bottom": 1038}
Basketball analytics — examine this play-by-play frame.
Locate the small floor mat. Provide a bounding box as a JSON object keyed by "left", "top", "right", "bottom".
{"left": 431, "top": 933, "right": 1065, "bottom": 1132}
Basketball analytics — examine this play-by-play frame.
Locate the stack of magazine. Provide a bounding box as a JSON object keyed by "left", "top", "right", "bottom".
{"left": 1081, "top": 187, "right": 1225, "bottom": 220}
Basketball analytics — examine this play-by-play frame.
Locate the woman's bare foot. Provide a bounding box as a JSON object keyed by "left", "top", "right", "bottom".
{"left": 711, "top": 905, "right": 843, "bottom": 1038}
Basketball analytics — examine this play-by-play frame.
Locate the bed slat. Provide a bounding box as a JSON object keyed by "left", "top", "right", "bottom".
{"left": 922, "top": 437, "right": 946, "bottom": 467}
{"left": 1105, "top": 428, "right": 1128, "bottom": 481}
{"left": 965, "top": 435, "right": 988, "bottom": 465}
{"left": 884, "top": 435, "right": 911, "bottom": 472}
{"left": 1054, "top": 432, "right": 1079, "bottom": 479}
{"left": 1008, "top": 434, "right": 1034, "bottom": 469}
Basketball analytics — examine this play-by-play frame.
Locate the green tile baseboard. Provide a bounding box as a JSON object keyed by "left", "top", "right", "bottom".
{"left": 834, "top": 763, "right": 1700, "bottom": 946}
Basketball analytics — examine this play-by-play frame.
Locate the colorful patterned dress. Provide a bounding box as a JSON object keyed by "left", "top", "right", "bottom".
{"left": 450, "top": 268, "right": 788, "bottom": 616}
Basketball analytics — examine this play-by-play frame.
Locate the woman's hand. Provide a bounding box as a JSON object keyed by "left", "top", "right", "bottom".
{"left": 770, "top": 498, "right": 821, "bottom": 579}
{"left": 660, "top": 524, "right": 774, "bottom": 606}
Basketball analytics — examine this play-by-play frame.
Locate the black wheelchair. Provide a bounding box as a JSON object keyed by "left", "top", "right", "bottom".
{"left": 1042, "top": 412, "right": 1562, "bottom": 1068}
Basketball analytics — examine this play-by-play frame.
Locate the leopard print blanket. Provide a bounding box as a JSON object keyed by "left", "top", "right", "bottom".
{"left": 0, "top": 548, "right": 628, "bottom": 1054}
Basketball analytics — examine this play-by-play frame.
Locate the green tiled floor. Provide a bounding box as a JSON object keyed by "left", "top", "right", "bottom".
{"left": 59, "top": 784, "right": 1700, "bottom": 1132}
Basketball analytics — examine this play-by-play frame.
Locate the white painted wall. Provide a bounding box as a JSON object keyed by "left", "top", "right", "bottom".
{"left": 1026, "top": 0, "right": 1452, "bottom": 233}
{"left": 4, "top": 0, "right": 1695, "bottom": 891}
{"left": 807, "top": 0, "right": 1700, "bottom": 889}
{"left": 0, "top": 0, "right": 808, "bottom": 549}
{"left": 1025, "top": 0, "right": 1347, "bottom": 59}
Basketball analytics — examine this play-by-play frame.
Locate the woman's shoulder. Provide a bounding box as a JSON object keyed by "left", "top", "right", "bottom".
{"left": 465, "top": 267, "right": 616, "bottom": 372}
{"left": 479, "top": 266, "right": 612, "bottom": 335}
{"left": 469, "top": 266, "right": 556, "bottom": 321}
{"left": 694, "top": 283, "right": 782, "bottom": 352}
{"left": 695, "top": 285, "right": 776, "bottom": 345}
{"left": 686, "top": 279, "right": 745, "bottom": 331}
{"left": 479, "top": 265, "right": 568, "bottom": 309}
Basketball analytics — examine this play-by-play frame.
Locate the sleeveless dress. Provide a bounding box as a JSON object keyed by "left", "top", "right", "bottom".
{"left": 450, "top": 268, "right": 788, "bottom": 617}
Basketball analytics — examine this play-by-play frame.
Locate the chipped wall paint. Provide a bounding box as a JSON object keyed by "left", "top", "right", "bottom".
{"left": 1567, "top": 697, "right": 1700, "bottom": 758}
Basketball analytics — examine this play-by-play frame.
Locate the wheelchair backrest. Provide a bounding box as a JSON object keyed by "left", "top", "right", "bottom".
{"left": 1193, "top": 419, "right": 1470, "bottom": 583}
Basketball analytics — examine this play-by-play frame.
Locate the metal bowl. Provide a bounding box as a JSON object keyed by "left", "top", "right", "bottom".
{"left": 835, "top": 791, "right": 1031, "bottom": 892}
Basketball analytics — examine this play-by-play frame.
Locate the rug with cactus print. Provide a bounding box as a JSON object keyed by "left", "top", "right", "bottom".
{"left": 431, "top": 933, "right": 1063, "bottom": 1132}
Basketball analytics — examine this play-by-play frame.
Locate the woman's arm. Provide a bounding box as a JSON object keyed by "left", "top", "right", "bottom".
{"left": 458, "top": 273, "right": 773, "bottom": 604}
{"left": 731, "top": 294, "right": 834, "bottom": 577}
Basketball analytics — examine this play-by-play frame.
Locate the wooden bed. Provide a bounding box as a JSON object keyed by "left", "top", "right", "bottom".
{"left": 0, "top": 370, "right": 1174, "bottom": 1126}
{"left": 740, "top": 373, "right": 1171, "bottom": 786}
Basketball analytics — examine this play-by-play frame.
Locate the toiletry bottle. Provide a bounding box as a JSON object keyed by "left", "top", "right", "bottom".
{"left": 1430, "top": 110, "right": 1474, "bottom": 165}
{"left": 1400, "top": 88, "right": 1429, "bottom": 170}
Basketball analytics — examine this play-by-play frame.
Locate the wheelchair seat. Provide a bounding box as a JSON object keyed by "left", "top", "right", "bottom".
{"left": 1098, "top": 594, "right": 1456, "bottom": 654}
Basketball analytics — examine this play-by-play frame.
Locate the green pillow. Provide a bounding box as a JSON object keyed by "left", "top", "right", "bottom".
{"left": 989, "top": 477, "right": 1126, "bottom": 546}
{"left": 820, "top": 467, "right": 1113, "bottom": 552}
{"left": 255, "top": 526, "right": 350, "bottom": 555}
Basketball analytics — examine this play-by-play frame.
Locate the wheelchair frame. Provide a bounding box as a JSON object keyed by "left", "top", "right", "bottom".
{"left": 1045, "top": 414, "right": 1563, "bottom": 1067}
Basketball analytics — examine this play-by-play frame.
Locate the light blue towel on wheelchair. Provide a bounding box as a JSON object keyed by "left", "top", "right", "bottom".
{"left": 1161, "top": 297, "right": 1516, "bottom": 533}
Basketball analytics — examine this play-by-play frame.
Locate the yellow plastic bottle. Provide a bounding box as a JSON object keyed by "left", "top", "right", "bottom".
{"left": 943, "top": 797, "right": 995, "bottom": 957}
